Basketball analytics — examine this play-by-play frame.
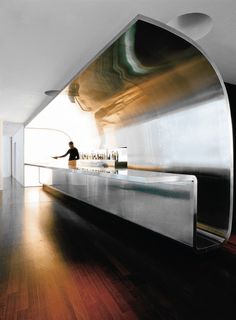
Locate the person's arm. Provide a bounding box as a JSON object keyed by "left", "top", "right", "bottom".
{"left": 75, "top": 148, "right": 79, "bottom": 160}
{"left": 52, "top": 149, "right": 70, "bottom": 159}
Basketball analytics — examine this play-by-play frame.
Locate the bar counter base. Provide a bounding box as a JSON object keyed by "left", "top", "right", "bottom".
{"left": 42, "top": 183, "right": 194, "bottom": 252}
{"left": 43, "top": 182, "right": 220, "bottom": 253}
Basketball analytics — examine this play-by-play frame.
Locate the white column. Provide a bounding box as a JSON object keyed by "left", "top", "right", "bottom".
{"left": 0, "top": 120, "right": 3, "bottom": 190}
{"left": 3, "top": 136, "right": 11, "bottom": 178}
{"left": 12, "top": 125, "right": 24, "bottom": 186}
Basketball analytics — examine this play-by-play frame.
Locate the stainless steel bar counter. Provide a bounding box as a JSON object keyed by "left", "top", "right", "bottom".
{"left": 24, "top": 163, "right": 225, "bottom": 251}
{"left": 23, "top": 17, "right": 234, "bottom": 253}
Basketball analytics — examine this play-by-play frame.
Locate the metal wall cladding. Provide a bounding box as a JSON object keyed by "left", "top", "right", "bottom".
{"left": 67, "top": 18, "right": 233, "bottom": 247}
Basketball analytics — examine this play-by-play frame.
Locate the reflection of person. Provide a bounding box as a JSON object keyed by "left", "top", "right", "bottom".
{"left": 53, "top": 141, "right": 79, "bottom": 169}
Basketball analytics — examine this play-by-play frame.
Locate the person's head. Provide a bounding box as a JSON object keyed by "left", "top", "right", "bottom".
{"left": 69, "top": 141, "right": 74, "bottom": 149}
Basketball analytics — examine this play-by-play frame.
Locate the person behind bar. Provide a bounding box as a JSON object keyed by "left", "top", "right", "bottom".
{"left": 53, "top": 141, "right": 79, "bottom": 169}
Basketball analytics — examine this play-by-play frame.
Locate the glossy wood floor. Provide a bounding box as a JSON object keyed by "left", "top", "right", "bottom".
{"left": 0, "top": 178, "right": 236, "bottom": 320}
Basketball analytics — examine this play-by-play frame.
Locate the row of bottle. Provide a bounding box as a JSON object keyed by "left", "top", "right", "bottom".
{"left": 80, "top": 150, "right": 119, "bottom": 161}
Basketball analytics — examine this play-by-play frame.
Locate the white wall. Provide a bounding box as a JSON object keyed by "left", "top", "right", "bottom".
{"left": 12, "top": 126, "right": 24, "bottom": 186}
{"left": 3, "top": 136, "right": 11, "bottom": 178}
{"left": 0, "top": 120, "right": 2, "bottom": 190}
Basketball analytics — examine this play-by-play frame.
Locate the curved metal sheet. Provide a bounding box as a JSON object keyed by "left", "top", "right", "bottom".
{"left": 63, "top": 16, "right": 233, "bottom": 249}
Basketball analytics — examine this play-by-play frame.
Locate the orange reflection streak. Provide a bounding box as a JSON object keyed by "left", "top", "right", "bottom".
{"left": 75, "top": 55, "right": 216, "bottom": 130}
{"left": 4, "top": 186, "right": 88, "bottom": 318}
{"left": 66, "top": 19, "right": 218, "bottom": 133}
{"left": 22, "top": 189, "right": 63, "bottom": 271}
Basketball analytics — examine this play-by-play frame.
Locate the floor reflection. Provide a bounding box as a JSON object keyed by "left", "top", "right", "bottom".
{"left": 0, "top": 178, "right": 235, "bottom": 320}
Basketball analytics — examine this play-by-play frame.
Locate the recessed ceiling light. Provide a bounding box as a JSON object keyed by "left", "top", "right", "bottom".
{"left": 167, "top": 13, "right": 213, "bottom": 41}
{"left": 44, "top": 90, "right": 60, "bottom": 97}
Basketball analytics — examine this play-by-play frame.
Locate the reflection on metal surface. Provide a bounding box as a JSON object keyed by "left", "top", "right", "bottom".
{"left": 70, "top": 20, "right": 218, "bottom": 130}
{"left": 43, "top": 16, "right": 233, "bottom": 251}
{"left": 39, "top": 166, "right": 197, "bottom": 247}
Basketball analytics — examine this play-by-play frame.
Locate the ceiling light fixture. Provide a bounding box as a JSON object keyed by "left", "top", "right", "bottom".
{"left": 44, "top": 90, "right": 60, "bottom": 97}
{"left": 168, "top": 13, "right": 213, "bottom": 41}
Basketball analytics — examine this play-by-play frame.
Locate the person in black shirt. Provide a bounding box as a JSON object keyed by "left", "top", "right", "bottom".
{"left": 53, "top": 141, "right": 79, "bottom": 168}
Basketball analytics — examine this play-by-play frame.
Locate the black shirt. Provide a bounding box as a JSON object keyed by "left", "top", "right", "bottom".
{"left": 62, "top": 147, "right": 79, "bottom": 160}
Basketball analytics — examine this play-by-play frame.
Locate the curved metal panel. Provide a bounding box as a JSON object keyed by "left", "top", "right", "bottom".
{"left": 62, "top": 16, "right": 233, "bottom": 250}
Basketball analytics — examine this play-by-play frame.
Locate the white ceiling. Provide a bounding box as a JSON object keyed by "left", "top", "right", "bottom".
{"left": 0, "top": 0, "right": 236, "bottom": 127}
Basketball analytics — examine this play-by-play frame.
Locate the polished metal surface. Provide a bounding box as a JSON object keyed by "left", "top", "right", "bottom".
{"left": 37, "top": 166, "right": 197, "bottom": 247}
{"left": 26, "top": 163, "right": 196, "bottom": 184}
{"left": 31, "top": 16, "right": 233, "bottom": 250}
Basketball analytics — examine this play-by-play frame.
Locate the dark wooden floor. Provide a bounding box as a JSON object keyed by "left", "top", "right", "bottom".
{"left": 0, "top": 178, "right": 236, "bottom": 320}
